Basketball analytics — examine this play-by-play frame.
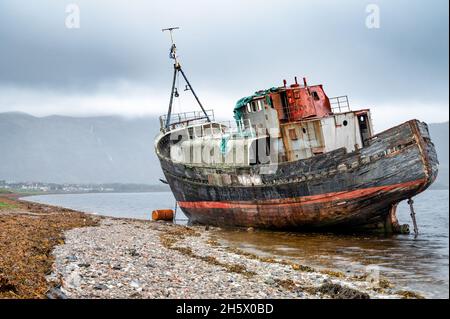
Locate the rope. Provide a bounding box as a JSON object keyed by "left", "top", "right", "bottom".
{"left": 407, "top": 198, "right": 419, "bottom": 237}
{"left": 173, "top": 201, "right": 178, "bottom": 223}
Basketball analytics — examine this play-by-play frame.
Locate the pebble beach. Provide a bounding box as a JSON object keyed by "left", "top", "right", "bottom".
{"left": 47, "top": 218, "right": 420, "bottom": 299}
{"left": 1, "top": 195, "right": 424, "bottom": 299}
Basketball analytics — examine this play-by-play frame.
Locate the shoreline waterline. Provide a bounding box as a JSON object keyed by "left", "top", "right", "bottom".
{"left": 20, "top": 190, "right": 450, "bottom": 298}
{"left": 0, "top": 194, "right": 425, "bottom": 299}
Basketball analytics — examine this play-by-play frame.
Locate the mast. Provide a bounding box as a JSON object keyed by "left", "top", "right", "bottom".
{"left": 162, "top": 27, "right": 211, "bottom": 130}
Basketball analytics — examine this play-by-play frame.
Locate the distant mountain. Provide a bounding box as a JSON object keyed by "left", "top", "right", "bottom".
{"left": 0, "top": 113, "right": 448, "bottom": 188}
{"left": 0, "top": 112, "right": 163, "bottom": 184}
{"left": 428, "top": 121, "right": 449, "bottom": 189}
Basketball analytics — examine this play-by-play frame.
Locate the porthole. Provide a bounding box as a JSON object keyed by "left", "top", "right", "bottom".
{"left": 343, "top": 120, "right": 348, "bottom": 126}
{"left": 302, "top": 128, "right": 307, "bottom": 134}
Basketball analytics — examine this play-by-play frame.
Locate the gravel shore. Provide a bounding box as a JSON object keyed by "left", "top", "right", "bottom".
{"left": 48, "top": 217, "right": 417, "bottom": 299}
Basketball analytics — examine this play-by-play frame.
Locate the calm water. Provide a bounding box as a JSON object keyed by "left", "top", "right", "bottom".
{"left": 25, "top": 190, "right": 449, "bottom": 298}
{"left": 25, "top": 192, "right": 178, "bottom": 220}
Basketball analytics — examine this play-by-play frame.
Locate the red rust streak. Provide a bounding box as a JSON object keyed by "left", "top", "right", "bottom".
{"left": 178, "top": 179, "right": 425, "bottom": 209}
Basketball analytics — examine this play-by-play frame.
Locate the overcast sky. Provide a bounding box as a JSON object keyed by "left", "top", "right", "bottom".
{"left": 0, "top": 0, "right": 448, "bottom": 131}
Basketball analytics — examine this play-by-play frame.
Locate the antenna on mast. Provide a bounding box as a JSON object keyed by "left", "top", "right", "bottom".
{"left": 161, "top": 27, "right": 210, "bottom": 130}
{"left": 162, "top": 27, "right": 180, "bottom": 67}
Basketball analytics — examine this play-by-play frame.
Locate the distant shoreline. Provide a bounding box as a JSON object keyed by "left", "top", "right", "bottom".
{"left": 0, "top": 188, "right": 173, "bottom": 198}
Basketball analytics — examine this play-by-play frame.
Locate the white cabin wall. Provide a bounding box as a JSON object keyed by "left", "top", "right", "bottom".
{"left": 169, "top": 127, "right": 190, "bottom": 163}
{"left": 204, "top": 140, "right": 224, "bottom": 165}
{"left": 181, "top": 141, "right": 192, "bottom": 163}
{"left": 169, "top": 112, "right": 367, "bottom": 165}
{"left": 224, "top": 140, "right": 248, "bottom": 165}
{"left": 321, "top": 113, "right": 363, "bottom": 153}
{"left": 176, "top": 137, "right": 254, "bottom": 166}
{"left": 280, "top": 121, "right": 324, "bottom": 161}
{"left": 320, "top": 117, "right": 337, "bottom": 151}
{"left": 264, "top": 108, "right": 281, "bottom": 138}
{"left": 240, "top": 100, "right": 280, "bottom": 138}
{"left": 192, "top": 139, "right": 203, "bottom": 164}
{"left": 170, "top": 144, "right": 184, "bottom": 163}
{"left": 290, "top": 125, "right": 312, "bottom": 159}
{"left": 366, "top": 111, "right": 374, "bottom": 136}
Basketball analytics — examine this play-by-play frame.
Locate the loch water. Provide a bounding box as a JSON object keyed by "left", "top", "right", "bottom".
{"left": 25, "top": 189, "right": 449, "bottom": 298}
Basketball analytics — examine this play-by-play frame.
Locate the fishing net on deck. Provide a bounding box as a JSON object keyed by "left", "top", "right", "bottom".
{"left": 233, "top": 87, "right": 278, "bottom": 122}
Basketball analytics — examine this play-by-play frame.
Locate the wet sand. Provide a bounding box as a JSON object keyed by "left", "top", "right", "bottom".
{"left": 0, "top": 195, "right": 423, "bottom": 299}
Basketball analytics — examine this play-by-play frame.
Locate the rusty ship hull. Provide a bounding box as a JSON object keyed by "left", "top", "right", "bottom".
{"left": 156, "top": 120, "right": 438, "bottom": 232}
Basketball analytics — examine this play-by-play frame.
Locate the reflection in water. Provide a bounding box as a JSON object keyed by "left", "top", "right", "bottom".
{"left": 216, "top": 190, "right": 449, "bottom": 298}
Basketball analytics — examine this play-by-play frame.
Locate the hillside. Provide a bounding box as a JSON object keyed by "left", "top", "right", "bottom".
{"left": 0, "top": 112, "right": 163, "bottom": 184}
{"left": 0, "top": 113, "right": 448, "bottom": 187}
{"left": 428, "top": 121, "right": 449, "bottom": 189}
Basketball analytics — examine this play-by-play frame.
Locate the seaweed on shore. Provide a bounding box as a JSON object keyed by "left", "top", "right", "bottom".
{"left": 395, "top": 290, "right": 425, "bottom": 299}
{"left": 210, "top": 239, "right": 399, "bottom": 294}
{"left": 0, "top": 196, "right": 98, "bottom": 299}
{"left": 159, "top": 227, "right": 256, "bottom": 277}
{"left": 316, "top": 282, "right": 370, "bottom": 299}
{"left": 221, "top": 246, "right": 317, "bottom": 273}
{"left": 272, "top": 278, "right": 371, "bottom": 299}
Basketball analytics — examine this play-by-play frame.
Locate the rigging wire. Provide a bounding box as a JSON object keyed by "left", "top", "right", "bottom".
{"left": 176, "top": 70, "right": 181, "bottom": 114}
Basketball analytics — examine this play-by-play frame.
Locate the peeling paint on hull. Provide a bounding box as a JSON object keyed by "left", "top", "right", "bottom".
{"left": 156, "top": 120, "right": 439, "bottom": 232}
{"left": 178, "top": 179, "right": 425, "bottom": 230}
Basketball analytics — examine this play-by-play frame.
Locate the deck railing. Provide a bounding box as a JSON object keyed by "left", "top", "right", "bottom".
{"left": 209, "top": 119, "right": 260, "bottom": 139}
{"left": 330, "top": 95, "right": 350, "bottom": 113}
{"left": 159, "top": 110, "right": 267, "bottom": 139}
{"left": 159, "top": 110, "right": 215, "bottom": 131}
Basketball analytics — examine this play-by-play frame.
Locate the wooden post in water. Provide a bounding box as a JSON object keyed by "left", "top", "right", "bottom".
{"left": 408, "top": 198, "right": 419, "bottom": 237}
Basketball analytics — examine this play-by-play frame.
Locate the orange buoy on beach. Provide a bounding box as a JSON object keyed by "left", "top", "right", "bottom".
{"left": 152, "top": 209, "right": 174, "bottom": 221}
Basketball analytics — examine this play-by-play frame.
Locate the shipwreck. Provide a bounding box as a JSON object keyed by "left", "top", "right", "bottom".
{"left": 155, "top": 29, "right": 438, "bottom": 233}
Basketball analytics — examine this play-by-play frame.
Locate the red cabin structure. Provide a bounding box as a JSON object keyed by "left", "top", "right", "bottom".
{"left": 269, "top": 78, "right": 332, "bottom": 123}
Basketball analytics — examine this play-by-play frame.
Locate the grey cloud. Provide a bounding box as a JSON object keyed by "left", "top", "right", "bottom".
{"left": 0, "top": 0, "right": 448, "bottom": 108}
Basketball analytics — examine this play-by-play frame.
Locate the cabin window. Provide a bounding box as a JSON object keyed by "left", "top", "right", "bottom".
{"left": 188, "top": 127, "right": 194, "bottom": 139}
{"left": 246, "top": 104, "right": 252, "bottom": 113}
{"left": 251, "top": 101, "right": 258, "bottom": 112}
{"left": 312, "top": 91, "right": 320, "bottom": 101}
{"left": 294, "top": 90, "right": 301, "bottom": 99}
{"left": 343, "top": 120, "right": 348, "bottom": 126}
{"left": 257, "top": 100, "right": 264, "bottom": 111}
{"left": 302, "top": 127, "right": 307, "bottom": 134}
{"left": 288, "top": 128, "right": 298, "bottom": 140}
